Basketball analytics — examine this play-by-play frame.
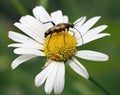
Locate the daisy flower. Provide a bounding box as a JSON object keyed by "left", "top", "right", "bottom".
{"left": 8, "top": 6, "right": 110, "bottom": 94}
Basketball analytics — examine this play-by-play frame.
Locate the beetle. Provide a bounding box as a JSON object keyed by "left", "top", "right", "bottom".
{"left": 44, "top": 22, "right": 74, "bottom": 38}
{"left": 40, "top": 19, "right": 84, "bottom": 48}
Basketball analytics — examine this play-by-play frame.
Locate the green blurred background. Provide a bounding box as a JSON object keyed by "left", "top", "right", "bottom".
{"left": 0, "top": 0, "right": 120, "bottom": 95}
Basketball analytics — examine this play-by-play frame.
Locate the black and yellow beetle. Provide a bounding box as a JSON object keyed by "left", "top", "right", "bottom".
{"left": 44, "top": 22, "right": 74, "bottom": 38}
{"left": 40, "top": 20, "right": 83, "bottom": 47}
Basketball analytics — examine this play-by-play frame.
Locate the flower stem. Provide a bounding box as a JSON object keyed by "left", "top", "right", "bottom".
{"left": 9, "top": 0, "right": 28, "bottom": 15}
{"left": 89, "top": 76, "right": 112, "bottom": 95}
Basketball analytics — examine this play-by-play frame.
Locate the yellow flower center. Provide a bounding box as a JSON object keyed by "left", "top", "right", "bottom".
{"left": 44, "top": 31, "right": 77, "bottom": 61}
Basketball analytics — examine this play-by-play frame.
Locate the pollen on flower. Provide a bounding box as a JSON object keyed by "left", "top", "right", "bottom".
{"left": 44, "top": 31, "right": 77, "bottom": 61}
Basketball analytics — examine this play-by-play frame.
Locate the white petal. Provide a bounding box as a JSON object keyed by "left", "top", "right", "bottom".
{"left": 35, "top": 60, "right": 53, "bottom": 87}
{"left": 19, "top": 16, "right": 45, "bottom": 41}
{"left": 71, "top": 16, "right": 86, "bottom": 44}
{"left": 19, "top": 15, "right": 46, "bottom": 38}
{"left": 63, "top": 15, "right": 68, "bottom": 23}
{"left": 45, "top": 61, "right": 59, "bottom": 94}
{"left": 75, "top": 50, "right": 109, "bottom": 61}
{"left": 84, "top": 25, "right": 108, "bottom": 36}
{"left": 9, "top": 31, "right": 32, "bottom": 43}
{"left": 51, "top": 10, "right": 63, "bottom": 24}
{"left": 42, "top": 59, "right": 52, "bottom": 68}
{"left": 8, "top": 43, "right": 43, "bottom": 50}
{"left": 83, "top": 33, "right": 110, "bottom": 44}
{"left": 54, "top": 62, "right": 65, "bottom": 94}
{"left": 14, "top": 48, "right": 45, "bottom": 56}
{"left": 8, "top": 31, "right": 42, "bottom": 46}
{"left": 68, "top": 57, "right": 89, "bottom": 79}
{"left": 11, "top": 55, "right": 36, "bottom": 69}
{"left": 74, "top": 16, "right": 86, "bottom": 28}
{"left": 14, "top": 23, "right": 44, "bottom": 44}
{"left": 76, "top": 36, "right": 83, "bottom": 46}
{"left": 78, "top": 16, "right": 101, "bottom": 35}
{"left": 33, "top": 6, "right": 51, "bottom": 22}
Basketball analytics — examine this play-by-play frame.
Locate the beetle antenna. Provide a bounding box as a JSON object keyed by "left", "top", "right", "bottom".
{"left": 38, "top": 18, "right": 55, "bottom": 26}
{"left": 42, "top": 21, "right": 55, "bottom": 26}
{"left": 74, "top": 7, "right": 89, "bottom": 26}
{"left": 74, "top": 27, "right": 84, "bottom": 45}
{"left": 74, "top": 16, "right": 85, "bottom": 27}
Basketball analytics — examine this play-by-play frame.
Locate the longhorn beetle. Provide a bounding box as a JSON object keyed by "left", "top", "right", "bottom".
{"left": 40, "top": 18, "right": 84, "bottom": 48}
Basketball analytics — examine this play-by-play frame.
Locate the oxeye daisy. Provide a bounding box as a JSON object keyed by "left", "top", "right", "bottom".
{"left": 8, "top": 6, "right": 110, "bottom": 94}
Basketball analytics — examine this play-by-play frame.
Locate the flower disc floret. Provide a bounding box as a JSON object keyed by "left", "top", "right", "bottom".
{"left": 44, "top": 31, "right": 77, "bottom": 61}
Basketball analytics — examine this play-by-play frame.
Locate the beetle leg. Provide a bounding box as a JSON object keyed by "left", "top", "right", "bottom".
{"left": 63, "top": 30, "right": 66, "bottom": 45}
{"left": 47, "top": 34, "right": 52, "bottom": 50}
